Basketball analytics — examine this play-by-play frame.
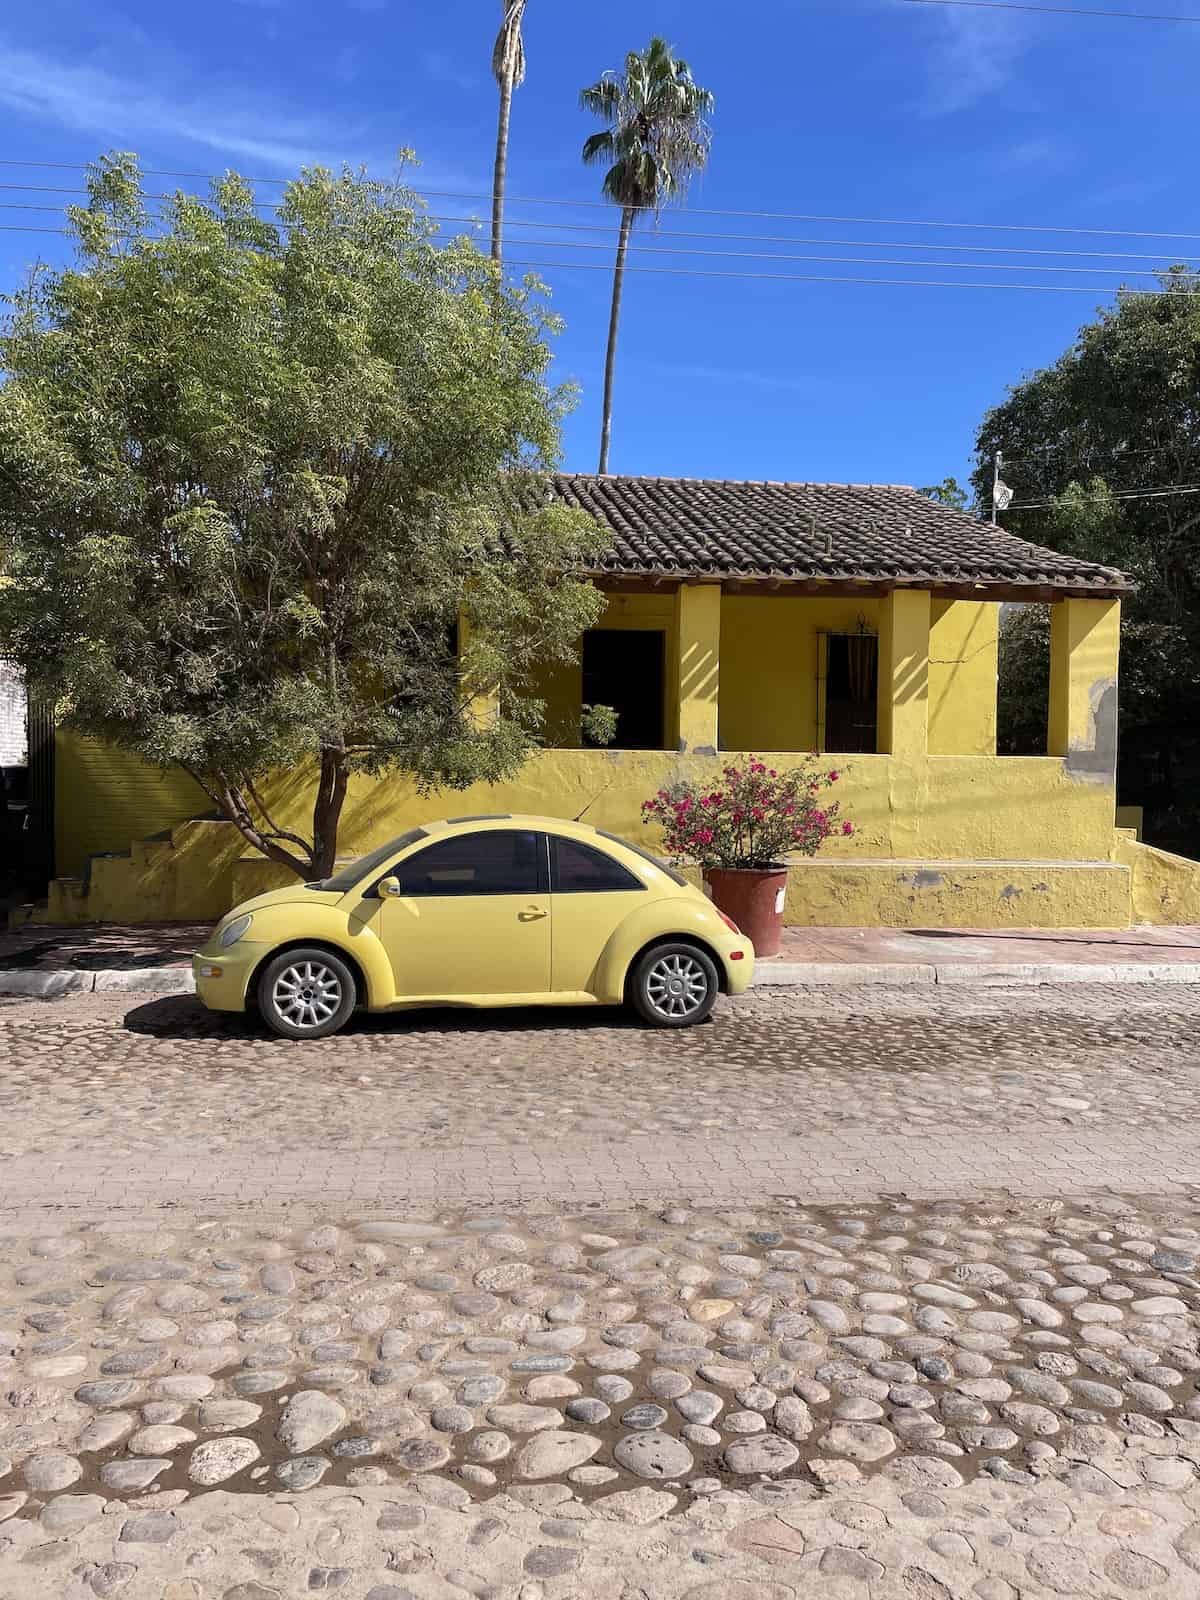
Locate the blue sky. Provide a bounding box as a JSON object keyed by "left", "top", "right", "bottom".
{"left": 0, "top": 0, "right": 1195, "bottom": 494}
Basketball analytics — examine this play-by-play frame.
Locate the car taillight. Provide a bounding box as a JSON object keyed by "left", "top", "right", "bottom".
{"left": 717, "top": 911, "right": 741, "bottom": 935}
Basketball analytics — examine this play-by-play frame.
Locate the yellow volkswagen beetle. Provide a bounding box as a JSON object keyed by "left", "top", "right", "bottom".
{"left": 193, "top": 815, "right": 754, "bottom": 1039}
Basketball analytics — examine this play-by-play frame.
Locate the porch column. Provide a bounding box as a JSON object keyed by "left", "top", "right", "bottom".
{"left": 674, "top": 582, "right": 721, "bottom": 754}
{"left": 457, "top": 608, "right": 499, "bottom": 730}
{"left": 876, "top": 588, "right": 931, "bottom": 758}
{"left": 1047, "top": 597, "right": 1120, "bottom": 781}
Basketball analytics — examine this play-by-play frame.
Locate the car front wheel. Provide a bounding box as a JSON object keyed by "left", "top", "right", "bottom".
{"left": 258, "top": 947, "right": 357, "bottom": 1040}
{"left": 630, "top": 942, "right": 719, "bottom": 1028}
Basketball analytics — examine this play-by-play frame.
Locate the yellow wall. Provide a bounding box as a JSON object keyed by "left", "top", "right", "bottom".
{"left": 528, "top": 591, "right": 677, "bottom": 749}
{"left": 720, "top": 594, "right": 879, "bottom": 751}
{"left": 55, "top": 732, "right": 211, "bottom": 879}
{"left": 929, "top": 600, "right": 998, "bottom": 756}
{"left": 36, "top": 745, "right": 1139, "bottom": 928}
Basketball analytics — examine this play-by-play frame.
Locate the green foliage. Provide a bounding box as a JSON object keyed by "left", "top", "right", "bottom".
{"left": 920, "top": 477, "right": 971, "bottom": 513}
{"left": 580, "top": 36, "right": 714, "bottom": 214}
{"left": 975, "top": 271, "right": 1200, "bottom": 850}
{"left": 0, "top": 152, "right": 611, "bottom": 877}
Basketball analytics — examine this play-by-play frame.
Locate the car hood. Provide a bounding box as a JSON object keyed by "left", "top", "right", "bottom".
{"left": 222, "top": 884, "right": 342, "bottom": 921}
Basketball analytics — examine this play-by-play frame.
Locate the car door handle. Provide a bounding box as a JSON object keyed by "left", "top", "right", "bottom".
{"left": 518, "top": 907, "right": 548, "bottom": 921}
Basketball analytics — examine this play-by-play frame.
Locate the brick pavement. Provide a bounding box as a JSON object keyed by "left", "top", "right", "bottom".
{"left": 2, "top": 1124, "right": 1195, "bottom": 1217}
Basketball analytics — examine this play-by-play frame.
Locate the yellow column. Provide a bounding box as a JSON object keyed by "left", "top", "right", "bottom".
{"left": 876, "top": 588, "right": 931, "bottom": 758}
{"left": 457, "top": 608, "right": 499, "bottom": 731}
{"left": 1047, "top": 597, "right": 1120, "bottom": 780}
{"left": 674, "top": 583, "right": 721, "bottom": 754}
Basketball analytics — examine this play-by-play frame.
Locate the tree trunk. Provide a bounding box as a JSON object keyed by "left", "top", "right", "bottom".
{"left": 492, "top": 75, "right": 514, "bottom": 264}
{"left": 310, "top": 747, "right": 350, "bottom": 880}
{"left": 599, "top": 207, "right": 634, "bottom": 475}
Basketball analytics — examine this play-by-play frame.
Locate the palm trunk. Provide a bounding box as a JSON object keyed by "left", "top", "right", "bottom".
{"left": 492, "top": 74, "right": 514, "bottom": 264}
{"left": 598, "top": 206, "right": 634, "bottom": 475}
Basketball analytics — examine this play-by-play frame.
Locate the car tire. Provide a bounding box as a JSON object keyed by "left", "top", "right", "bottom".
{"left": 257, "top": 947, "right": 357, "bottom": 1040}
{"left": 629, "top": 942, "right": 719, "bottom": 1028}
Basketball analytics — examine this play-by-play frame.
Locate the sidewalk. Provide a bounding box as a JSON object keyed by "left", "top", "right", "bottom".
{"left": 2, "top": 918, "right": 1200, "bottom": 994}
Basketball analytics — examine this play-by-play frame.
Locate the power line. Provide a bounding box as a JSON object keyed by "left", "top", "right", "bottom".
{"left": 1, "top": 218, "right": 1196, "bottom": 293}
{"left": 1009, "top": 483, "right": 1200, "bottom": 508}
{"left": 8, "top": 197, "right": 1200, "bottom": 281}
{"left": 8, "top": 203, "right": 1194, "bottom": 279}
{"left": 901, "top": 0, "right": 1200, "bottom": 19}
{"left": 2, "top": 158, "right": 1200, "bottom": 243}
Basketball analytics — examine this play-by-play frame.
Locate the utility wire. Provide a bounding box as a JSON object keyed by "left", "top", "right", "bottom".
{"left": 2, "top": 158, "right": 1200, "bottom": 243}
{"left": 7, "top": 191, "right": 1200, "bottom": 263}
{"left": 7, "top": 200, "right": 1196, "bottom": 281}
{"left": 0, "top": 219, "right": 1194, "bottom": 293}
{"left": 900, "top": 0, "right": 1200, "bottom": 19}
{"left": 1009, "top": 484, "right": 1200, "bottom": 508}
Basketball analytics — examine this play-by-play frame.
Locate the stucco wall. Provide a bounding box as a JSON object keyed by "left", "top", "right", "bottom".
{"left": 55, "top": 732, "right": 210, "bottom": 879}
{"left": 532, "top": 593, "right": 998, "bottom": 757}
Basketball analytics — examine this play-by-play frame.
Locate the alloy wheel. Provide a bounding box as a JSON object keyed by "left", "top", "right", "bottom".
{"left": 644, "top": 952, "right": 710, "bottom": 1019}
{"left": 271, "top": 960, "right": 343, "bottom": 1031}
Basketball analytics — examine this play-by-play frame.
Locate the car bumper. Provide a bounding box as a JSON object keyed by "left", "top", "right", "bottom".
{"left": 192, "top": 942, "right": 271, "bottom": 1013}
{"left": 723, "top": 938, "right": 755, "bottom": 995}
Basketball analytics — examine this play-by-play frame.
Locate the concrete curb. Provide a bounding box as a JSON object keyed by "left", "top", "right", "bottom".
{"left": 3, "top": 959, "right": 1200, "bottom": 1000}
{"left": 756, "top": 960, "right": 1200, "bottom": 987}
{"left": 0, "top": 968, "right": 196, "bottom": 998}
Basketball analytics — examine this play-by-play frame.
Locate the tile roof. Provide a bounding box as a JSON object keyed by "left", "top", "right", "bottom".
{"left": 545, "top": 475, "right": 1131, "bottom": 595}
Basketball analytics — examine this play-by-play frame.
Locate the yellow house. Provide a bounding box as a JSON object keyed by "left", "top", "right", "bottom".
{"left": 34, "top": 474, "right": 1200, "bottom": 929}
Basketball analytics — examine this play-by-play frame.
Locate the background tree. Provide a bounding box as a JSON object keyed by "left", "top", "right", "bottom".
{"left": 974, "top": 270, "right": 1200, "bottom": 851}
{"left": 920, "top": 476, "right": 971, "bottom": 512}
{"left": 491, "top": 0, "right": 528, "bottom": 264}
{"left": 580, "top": 36, "right": 713, "bottom": 474}
{"left": 0, "top": 154, "right": 611, "bottom": 881}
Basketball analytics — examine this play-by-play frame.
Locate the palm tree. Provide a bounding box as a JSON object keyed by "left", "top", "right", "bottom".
{"left": 580, "top": 37, "right": 713, "bottom": 474}
{"left": 491, "top": 0, "right": 528, "bottom": 264}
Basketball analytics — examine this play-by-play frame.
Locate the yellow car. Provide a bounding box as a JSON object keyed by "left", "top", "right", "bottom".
{"left": 193, "top": 814, "right": 754, "bottom": 1039}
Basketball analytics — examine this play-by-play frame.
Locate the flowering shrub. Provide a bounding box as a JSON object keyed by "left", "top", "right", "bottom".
{"left": 641, "top": 756, "right": 853, "bottom": 870}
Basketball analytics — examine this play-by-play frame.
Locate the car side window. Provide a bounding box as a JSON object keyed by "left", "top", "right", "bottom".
{"left": 396, "top": 830, "right": 544, "bottom": 897}
{"left": 551, "top": 837, "right": 645, "bottom": 894}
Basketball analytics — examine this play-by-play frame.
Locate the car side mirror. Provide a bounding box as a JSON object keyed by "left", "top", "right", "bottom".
{"left": 377, "top": 876, "right": 403, "bottom": 899}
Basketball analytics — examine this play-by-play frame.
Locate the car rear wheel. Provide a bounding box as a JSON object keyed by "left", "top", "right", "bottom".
{"left": 258, "top": 947, "right": 356, "bottom": 1040}
{"left": 630, "top": 942, "right": 719, "bottom": 1028}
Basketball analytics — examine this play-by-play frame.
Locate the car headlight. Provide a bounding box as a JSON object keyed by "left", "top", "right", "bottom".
{"left": 218, "top": 913, "right": 253, "bottom": 948}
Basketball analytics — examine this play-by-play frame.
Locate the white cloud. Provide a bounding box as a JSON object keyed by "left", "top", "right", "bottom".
{"left": 917, "top": 6, "right": 1032, "bottom": 115}
{"left": 992, "top": 135, "right": 1075, "bottom": 177}
{"left": 0, "top": 44, "right": 360, "bottom": 171}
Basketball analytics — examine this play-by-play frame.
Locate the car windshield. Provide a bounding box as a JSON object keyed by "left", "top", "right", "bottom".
{"left": 309, "top": 828, "right": 428, "bottom": 892}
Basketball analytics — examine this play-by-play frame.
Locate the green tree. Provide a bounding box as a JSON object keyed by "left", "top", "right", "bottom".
{"left": 580, "top": 36, "right": 714, "bottom": 474}
{"left": 491, "top": 0, "right": 528, "bottom": 264}
{"left": 920, "top": 476, "right": 971, "bottom": 512}
{"left": 975, "top": 272, "right": 1200, "bottom": 848}
{"left": 0, "top": 154, "right": 611, "bottom": 880}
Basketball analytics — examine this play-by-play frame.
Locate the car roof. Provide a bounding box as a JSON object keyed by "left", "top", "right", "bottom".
{"left": 422, "top": 814, "right": 629, "bottom": 847}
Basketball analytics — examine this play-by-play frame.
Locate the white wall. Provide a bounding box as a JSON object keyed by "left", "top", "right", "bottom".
{"left": 0, "top": 662, "right": 26, "bottom": 766}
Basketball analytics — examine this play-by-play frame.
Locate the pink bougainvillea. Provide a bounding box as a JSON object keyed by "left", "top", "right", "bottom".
{"left": 641, "top": 756, "right": 853, "bottom": 870}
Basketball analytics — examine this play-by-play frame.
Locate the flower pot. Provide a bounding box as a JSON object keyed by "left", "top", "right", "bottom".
{"left": 705, "top": 866, "right": 789, "bottom": 958}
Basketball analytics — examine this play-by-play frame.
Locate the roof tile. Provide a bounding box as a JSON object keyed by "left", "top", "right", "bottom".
{"left": 544, "top": 474, "right": 1131, "bottom": 595}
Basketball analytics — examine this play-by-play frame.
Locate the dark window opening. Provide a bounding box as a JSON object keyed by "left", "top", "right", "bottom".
{"left": 395, "top": 829, "right": 544, "bottom": 897}
{"left": 596, "top": 831, "right": 689, "bottom": 887}
{"left": 551, "top": 836, "right": 645, "bottom": 893}
{"left": 581, "top": 630, "right": 665, "bottom": 750}
{"left": 824, "top": 633, "right": 879, "bottom": 754}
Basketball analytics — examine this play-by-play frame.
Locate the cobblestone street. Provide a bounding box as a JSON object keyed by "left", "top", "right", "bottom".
{"left": 1, "top": 983, "right": 1199, "bottom": 1596}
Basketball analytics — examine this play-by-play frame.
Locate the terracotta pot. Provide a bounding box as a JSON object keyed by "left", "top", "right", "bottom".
{"left": 705, "top": 865, "right": 789, "bottom": 957}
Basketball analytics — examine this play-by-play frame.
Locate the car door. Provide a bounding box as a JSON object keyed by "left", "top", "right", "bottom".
{"left": 548, "top": 833, "right": 648, "bottom": 994}
{"left": 377, "top": 828, "right": 551, "bottom": 1000}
